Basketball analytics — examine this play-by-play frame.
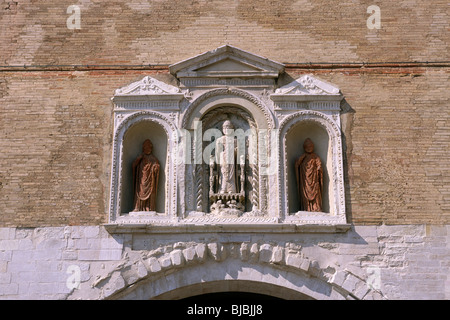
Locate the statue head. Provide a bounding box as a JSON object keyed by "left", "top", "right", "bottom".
{"left": 222, "top": 120, "right": 234, "bottom": 135}
{"left": 142, "top": 139, "right": 153, "bottom": 155}
{"left": 303, "top": 138, "right": 315, "bottom": 154}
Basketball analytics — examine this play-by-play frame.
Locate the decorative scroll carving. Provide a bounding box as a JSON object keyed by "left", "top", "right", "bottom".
{"left": 114, "top": 76, "right": 181, "bottom": 96}
{"left": 274, "top": 75, "right": 340, "bottom": 95}
{"left": 195, "top": 164, "right": 204, "bottom": 211}
{"left": 250, "top": 132, "right": 259, "bottom": 211}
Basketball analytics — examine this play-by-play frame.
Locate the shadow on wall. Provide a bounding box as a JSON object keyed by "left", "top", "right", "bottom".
{"left": 340, "top": 98, "right": 355, "bottom": 224}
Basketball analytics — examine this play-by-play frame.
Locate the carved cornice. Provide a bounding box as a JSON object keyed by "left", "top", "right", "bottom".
{"left": 112, "top": 76, "right": 184, "bottom": 110}
{"left": 114, "top": 76, "right": 181, "bottom": 96}
{"left": 271, "top": 74, "right": 343, "bottom": 104}
{"left": 104, "top": 221, "right": 350, "bottom": 234}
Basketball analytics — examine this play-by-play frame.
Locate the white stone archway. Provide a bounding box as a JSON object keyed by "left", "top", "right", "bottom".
{"left": 110, "top": 260, "right": 326, "bottom": 300}
{"left": 151, "top": 280, "right": 313, "bottom": 300}
{"left": 67, "top": 239, "right": 385, "bottom": 300}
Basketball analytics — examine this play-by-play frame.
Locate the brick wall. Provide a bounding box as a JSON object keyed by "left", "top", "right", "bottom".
{"left": 295, "top": 68, "right": 450, "bottom": 225}
{"left": 1, "top": 67, "right": 448, "bottom": 226}
{"left": 0, "top": 1, "right": 448, "bottom": 227}
{"left": 0, "top": 70, "right": 176, "bottom": 227}
{"left": 1, "top": 0, "right": 448, "bottom": 65}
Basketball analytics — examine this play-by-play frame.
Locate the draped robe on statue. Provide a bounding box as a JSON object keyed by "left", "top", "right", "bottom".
{"left": 215, "top": 120, "right": 239, "bottom": 194}
{"left": 216, "top": 134, "right": 238, "bottom": 194}
{"left": 132, "top": 140, "right": 160, "bottom": 212}
{"left": 295, "top": 139, "right": 323, "bottom": 212}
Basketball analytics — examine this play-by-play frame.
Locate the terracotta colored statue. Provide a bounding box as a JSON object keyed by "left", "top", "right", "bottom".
{"left": 295, "top": 138, "right": 323, "bottom": 212}
{"left": 132, "top": 139, "right": 160, "bottom": 211}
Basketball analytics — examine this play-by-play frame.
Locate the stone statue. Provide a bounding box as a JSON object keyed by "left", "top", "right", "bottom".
{"left": 132, "top": 139, "right": 160, "bottom": 212}
{"left": 215, "top": 120, "right": 238, "bottom": 194}
{"left": 295, "top": 138, "right": 323, "bottom": 212}
{"left": 209, "top": 119, "right": 245, "bottom": 215}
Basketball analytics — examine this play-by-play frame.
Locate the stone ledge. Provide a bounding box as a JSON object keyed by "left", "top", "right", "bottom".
{"left": 103, "top": 222, "right": 351, "bottom": 234}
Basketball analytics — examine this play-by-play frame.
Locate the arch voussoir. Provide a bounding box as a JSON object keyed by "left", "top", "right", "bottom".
{"left": 68, "top": 240, "right": 385, "bottom": 300}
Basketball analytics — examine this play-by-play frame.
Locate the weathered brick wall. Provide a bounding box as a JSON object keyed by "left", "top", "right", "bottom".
{"left": 284, "top": 68, "right": 450, "bottom": 225}
{"left": 1, "top": 0, "right": 448, "bottom": 65}
{"left": 0, "top": 70, "right": 168, "bottom": 227}
{"left": 1, "top": 67, "right": 448, "bottom": 226}
{"left": 0, "top": 1, "right": 448, "bottom": 227}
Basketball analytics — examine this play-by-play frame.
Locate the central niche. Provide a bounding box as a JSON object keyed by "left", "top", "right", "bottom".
{"left": 199, "top": 106, "right": 258, "bottom": 216}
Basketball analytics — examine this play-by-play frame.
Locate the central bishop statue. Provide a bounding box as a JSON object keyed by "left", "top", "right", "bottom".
{"left": 216, "top": 120, "right": 238, "bottom": 193}
{"left": 209, "top": 119, "right": 245, "bottom": 215}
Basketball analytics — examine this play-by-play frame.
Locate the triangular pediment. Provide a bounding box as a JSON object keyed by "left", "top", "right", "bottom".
{"left": 114, "top": 76, "right": 181, "bottom": 96}
{"left": 195, "top": 58, "right": 262, "bottom": 73}
{"left": 275, "top": 75, "right": 340, "bottom": 96}
{"left": 270, "top": 75, "right": 343, "bottom": 108}
{"left": 169, "top": 45, "right": 285, "bottom": 82}
{"left": 112, "top": 76, "right": 184, "bottom": 110}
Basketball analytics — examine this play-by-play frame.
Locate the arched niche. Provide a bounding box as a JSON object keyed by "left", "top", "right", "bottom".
{"left": 120, "top": 120, "right": 167, "bottom": 214}
{"left": 181, "top": 89, "right": 275, "bottom": 216}
{"left": 286, "top": 121, "right": 331, "bottom": 214}
{"left": 279, "top": 110, "right": 346, "bottom": 221}
{"left": 199, "top": 105, "right": 257, "bottom": 213}
{"left": 109, "top": 111, "right": 178, "bottom": 222}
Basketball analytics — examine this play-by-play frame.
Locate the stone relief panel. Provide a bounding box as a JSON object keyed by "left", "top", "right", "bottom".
{"left": 107, "top": 47, "right": 348, "bottom": 232}
{"left": 198, "top": 107, "right": 258, "bottom": 216}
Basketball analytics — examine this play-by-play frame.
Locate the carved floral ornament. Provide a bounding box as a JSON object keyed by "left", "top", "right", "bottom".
{"left": 274, "top": 75, "right": 340, "bottom": 96}
{"left": 107, "top": 46, "right": 347, "bottom": 233}
{"left": 114, "top": 76, "right": 181, "bottom": 96}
